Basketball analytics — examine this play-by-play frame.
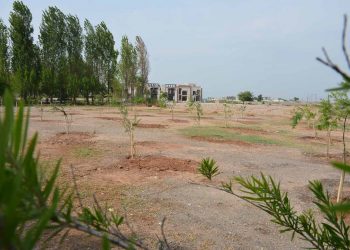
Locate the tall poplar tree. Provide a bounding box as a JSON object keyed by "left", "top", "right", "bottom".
{"left": 95, "top": 22, "right": 118, "bottom": 97}
{"left": 83, "top": 19, "right": 99, "bottom": 104}
{"left": 66, "top": 14, "right": 83, "bottom": 104}
{"left": 0, "top": 19, "right": 9, "bottom": 95}
{"left": 135, "top": 36, "right": 149, "bottom": 96}
{"left": 39, "top": 6, "right": 67, "bottom": 102}
{"left": 119, "top": 36, "right": 137, "bottom": 100}
{"left": 9, "top": 0, "right": 36, "bottom": 100}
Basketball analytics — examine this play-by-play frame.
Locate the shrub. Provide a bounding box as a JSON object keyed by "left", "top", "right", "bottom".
{"left": 198, "top": 158, "right": 219, "bottom": 180}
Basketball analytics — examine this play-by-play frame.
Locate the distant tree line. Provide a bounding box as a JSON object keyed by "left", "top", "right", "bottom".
{"left": 0, "top": 1, "right": 150, "bottom": 104}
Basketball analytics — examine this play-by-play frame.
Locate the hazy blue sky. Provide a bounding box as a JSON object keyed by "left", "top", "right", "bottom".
{"left": 1, "top": 1, "right": 350, "bottom": 99}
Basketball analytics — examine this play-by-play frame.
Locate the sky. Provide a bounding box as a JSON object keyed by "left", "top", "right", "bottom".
{"left": 1, "top": 0, "right": 350, "bottom": 100}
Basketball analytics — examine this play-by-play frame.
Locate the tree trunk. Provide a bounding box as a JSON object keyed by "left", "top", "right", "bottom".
{"left": 337, "top": 116, "right": 348, "bottom": 203}
{"left": 327, "top": 128, "right": 331, "bottom": 158}
{"left": 129, "top": 129, "right": 135, "bottom": 159}
{"left": 313, "top": 121, "right": 317, "bottom": 139}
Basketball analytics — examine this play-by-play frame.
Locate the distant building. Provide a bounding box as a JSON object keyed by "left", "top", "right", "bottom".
{"left": 146, "top": 83, "right": 202, "bottom": 102}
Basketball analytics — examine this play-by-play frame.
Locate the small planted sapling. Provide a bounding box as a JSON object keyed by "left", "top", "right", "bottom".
{"left": 119, "top": 105, "right": 140, "bottom": 159}
{"left": 39, "top": 100, "right": 44, "bottom": 121}
{"left": 53, "top": 106, "right": 73, "bottom": 134}
{"left": 188, "top": 100, "right": 203, "bottom": 126}
{"left": 318, "top": 98, "right": 338, "bottom": 158}
{"left": 239, "top": 104, "right": 246, "bottom": 119}
{"left": 167, "top": 100, "right": 176, "bottom": 121}
{"left": 198, "top": 157, "right": 219, "bottom": 180}
{"left": 223, "top": 101, "right": 234, "bottom": 128}
{"left": 291, "top": 105, "right": 318, "bottom": 138}
{"left": 158, "top": 92, "right": 168, "bottom": 111}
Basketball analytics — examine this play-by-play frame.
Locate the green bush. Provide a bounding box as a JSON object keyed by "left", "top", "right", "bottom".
{"left": 198, "top": 157, "right": 219, "bottom": 180}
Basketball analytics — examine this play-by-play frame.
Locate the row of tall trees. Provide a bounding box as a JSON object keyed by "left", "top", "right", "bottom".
{"left": 0, "top": 1, "right": 150, "bottom": 103}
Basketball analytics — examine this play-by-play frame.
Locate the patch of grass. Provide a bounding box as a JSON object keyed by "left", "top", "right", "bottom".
{"left": 180, "top": 126, "right": 281, "bottom": 145}
{"left": 72, "top": 147, "right": 99, "bottom": 158}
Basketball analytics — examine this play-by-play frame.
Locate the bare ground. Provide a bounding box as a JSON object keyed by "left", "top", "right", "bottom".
{"left": 26, "top": 103, "right": 350, "bottom": 249}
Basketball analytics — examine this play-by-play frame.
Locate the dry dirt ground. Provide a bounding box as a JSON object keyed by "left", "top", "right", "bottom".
{"left": 25, "top": 103, "right": 350, "bottom": 249}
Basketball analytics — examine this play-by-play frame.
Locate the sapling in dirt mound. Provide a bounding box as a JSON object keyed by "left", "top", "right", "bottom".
{"left": 119, "top": 105, "right": 140, "bottom": 159}
{"left": 198, "top": 157, "right": 219, "bottom": 180}
{"left": 317, "top": 98, "right": 338, "bottom": 158}
{"left": 291, "top": 105, "right": 319, "bottom": 138}
{"left": 223, "top": 101, "right": 234, "bottom": 128}
{"left": 167, "top": 100, "right": 176, "bottom": 121}
{"left": 52, "top": 106, "right": 73, "bottom": 134}
{"left": 238, "top": 104, "right": 246, "bottom": 119}
{"left": 187, "top": 100, "right": 203, "bottom": 126}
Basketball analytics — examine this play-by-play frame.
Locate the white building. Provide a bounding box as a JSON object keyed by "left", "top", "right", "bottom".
{"left": 146, "top": 83, "right": 202, "bottom": 102}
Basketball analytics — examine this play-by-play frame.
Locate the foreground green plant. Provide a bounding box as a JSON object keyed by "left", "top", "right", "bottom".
{"left": 198, "top": 158, "right": 219, "bottom": 180}
{"left": 0, "top": 91, "right": 153, "bottom": 249}
{"left": 222, "top": 173, "right": 350, "bottom": 249}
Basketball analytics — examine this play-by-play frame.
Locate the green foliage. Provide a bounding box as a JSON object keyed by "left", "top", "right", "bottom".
{"left": 227, "top": 174, "right": 350, "bottom": 249}
{"left": 9, "top": 1, "right": 38, "bottom": 100}
{"left": 318, "top": 98, "right": 338, "bottom": 131}
{"left": 198, "top": 158, "right": 219, "bottom": 180}
{"left": 39, "top": 6, "right": 67, "bottom": 102}
{"left": 291, "top": 105, "right": 317, "bottom": 129}
{"left": 237, "top": 91, "right": 254, "bottom": 103}
{"left": 291, "top": 109, "right": 304, "bottom": 128}
{"left": 0, "top": 19, "right": 9, "bottom": 93}
{"left": 135, "top": 36, "right": 149, "bottom": 96}
{"left": 158, "top": 92, "right": 168, "bottom": 108}
{"left": 119, "top": 36, "right": 137, "bottom": 100}
{"left": 131, "top": 96, "right": 146, "bottom": 104}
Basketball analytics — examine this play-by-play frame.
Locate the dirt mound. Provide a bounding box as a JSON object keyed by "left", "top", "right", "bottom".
{"left": 190, "top": 136, "right": 253, "bottom": 147}
{"left": 115, "top": 155, "right": 198, "bottom": 173}
{"left": 303, "top": 152, "right": 350, "bottom": 161}
{"left": 136, "top": 123, "right": 167, "bottom": 129}
{"left": 299, "top": 136, "right": 342, "bottom": 143}
{"left": 48, "top": 132, "right": 95, "bottom": 145}
{"left": 95, "top": 116, "right": 121, "bottom": 121}
{"left": 168, "top": 119, "right": 189, "bottom": 123}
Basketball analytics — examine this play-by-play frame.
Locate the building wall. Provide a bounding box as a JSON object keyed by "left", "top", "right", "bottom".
{"left": 146, "top": 83, "right": 202, "bottom": 103}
